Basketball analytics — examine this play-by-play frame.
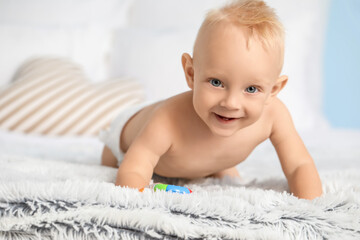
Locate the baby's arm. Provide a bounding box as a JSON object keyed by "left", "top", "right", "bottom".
{"left": 269, "top": 99, "right": 322, "bottom": 200}
{"left": 116, "top": 110, "right": 172, "bottom": 189}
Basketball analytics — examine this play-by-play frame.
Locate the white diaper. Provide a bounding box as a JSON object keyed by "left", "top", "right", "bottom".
{"left": 98, "top": 101, "right": 153, "bottom": 166}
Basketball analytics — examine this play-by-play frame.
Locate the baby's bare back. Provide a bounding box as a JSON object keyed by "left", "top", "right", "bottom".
{"left": 121, "top": 91, "right": 273, "bottom": 179}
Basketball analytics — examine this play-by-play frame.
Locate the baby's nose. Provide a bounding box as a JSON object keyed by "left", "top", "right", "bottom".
{"left": 220, "top": 93, "right": 242, "bottom": 110}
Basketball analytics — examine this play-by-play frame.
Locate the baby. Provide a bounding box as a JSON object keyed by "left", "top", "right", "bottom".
{"left": 100, "top": 0, "right": 322, "bottom": 200}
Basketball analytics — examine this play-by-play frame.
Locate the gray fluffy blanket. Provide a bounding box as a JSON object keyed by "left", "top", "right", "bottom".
{"left": 0, "top": 155, "right": 359, "bottom": 239}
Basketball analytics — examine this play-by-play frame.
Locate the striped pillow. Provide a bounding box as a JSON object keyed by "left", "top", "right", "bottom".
{"left": 0, "top": 57, "right": 145, "bottom": 136}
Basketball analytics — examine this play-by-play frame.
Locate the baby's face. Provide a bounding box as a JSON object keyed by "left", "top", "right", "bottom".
{"left": 189, "top": 22, "right": 283, "bottom": 137}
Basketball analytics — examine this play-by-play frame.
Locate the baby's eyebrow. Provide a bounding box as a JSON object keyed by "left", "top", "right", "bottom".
{"left": 249, "top": 77, "right": 271, "bottom": 86}
{"left": 204, "top": 69, "right": 227, "bottom": 78}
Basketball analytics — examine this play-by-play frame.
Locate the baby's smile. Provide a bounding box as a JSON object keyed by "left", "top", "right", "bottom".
{"left": 214, "top": 112, "right": 240, "bottom": 124}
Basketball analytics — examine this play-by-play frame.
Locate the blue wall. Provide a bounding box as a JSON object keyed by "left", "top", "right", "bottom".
{"left": 324, "top": 0, "right": 360, "bottom": 128}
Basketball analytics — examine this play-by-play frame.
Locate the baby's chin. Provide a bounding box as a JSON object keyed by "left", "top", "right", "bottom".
{"left": 208, "top": 127, "right": 240, "bottom": 138}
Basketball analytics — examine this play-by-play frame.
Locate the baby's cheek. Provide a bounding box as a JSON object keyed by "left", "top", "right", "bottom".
{"left": 248, "top": 103, "right": 265, "bottom": 119}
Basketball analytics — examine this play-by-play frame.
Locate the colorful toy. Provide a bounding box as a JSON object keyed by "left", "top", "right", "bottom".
{"left": 139, "top": 183, "right": 192, "bottom": 194}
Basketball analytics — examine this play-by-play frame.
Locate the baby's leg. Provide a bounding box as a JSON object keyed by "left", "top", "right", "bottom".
{"left": 101, "top": 146, "right": 118, "bottom": 168}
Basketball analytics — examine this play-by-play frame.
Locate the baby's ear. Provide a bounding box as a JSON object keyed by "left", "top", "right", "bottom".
{"left": 266, "top": 75, "right": 288, "bottom": 103}
{"left": 181, "top": 53, "right": 194, "bottom": 89}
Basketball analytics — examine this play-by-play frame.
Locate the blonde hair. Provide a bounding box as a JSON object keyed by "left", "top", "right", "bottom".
{"left": 196, "top": 0, "right": 284, "bottom": 53}
{"left": 191, "top": 0, "right": 285, "bottom": 72}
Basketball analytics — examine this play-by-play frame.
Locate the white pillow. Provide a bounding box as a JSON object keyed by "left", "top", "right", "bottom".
{"left": 0, "top": 0, "right": 134, "bottom": 86}
{"left": 0, "top": 25, "right": 112, "bottom": 85}
{"left": 112, "top": 0, "right": 330, "bottom": 130}
{"left": 0, "top": 57, "right": 145, "bottom": 137}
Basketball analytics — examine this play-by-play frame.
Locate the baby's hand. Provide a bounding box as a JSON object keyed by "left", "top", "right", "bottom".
{"left": 139, "top": 183, "right": 192, "bottom": 194}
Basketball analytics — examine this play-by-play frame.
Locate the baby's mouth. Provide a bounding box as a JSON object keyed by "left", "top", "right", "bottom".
{"left": 215, "top": 113, "right": 236, "bottom": 121}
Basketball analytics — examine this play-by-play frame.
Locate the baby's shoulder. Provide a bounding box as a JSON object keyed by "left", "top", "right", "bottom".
{"left": 265, "top": 97, "right": 290, "bottom": 117}
{"left": 264, "top": 97, "right": 294, "bottom": 133}
{"left": 145, "top": 93, "right": 189, "bottom": 130}
{"left": 155, "top": 91, "right": 192, "bottom": 116}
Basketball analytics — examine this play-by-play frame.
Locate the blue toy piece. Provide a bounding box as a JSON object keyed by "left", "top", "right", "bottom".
{"left": 153, "top": 183, "right": 192, "bottom": 194}
{"left": 165, "top": 184, "right": 191, "bottom": 194}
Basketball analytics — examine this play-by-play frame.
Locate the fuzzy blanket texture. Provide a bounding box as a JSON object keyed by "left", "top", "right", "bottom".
{"left": 0, "top": 154, "right": 359, "bottom": 240}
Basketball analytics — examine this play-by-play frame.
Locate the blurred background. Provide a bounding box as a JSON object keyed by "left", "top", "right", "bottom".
{"left": 0, "top": 0, "right": 359, "bottom": 175}
{"left": 324, "top": 0, "right": 360, "bottom": 129}
{"left": 0, "top": 0, "right": 359, "bottom": 130}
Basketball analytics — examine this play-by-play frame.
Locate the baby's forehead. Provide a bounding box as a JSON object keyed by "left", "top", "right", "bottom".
{"left": 194, "top": 21, "right": 283, "bottom": 74}
{"left": 194, "top": 22, "right": 241, "bottom": 57}
{"left": 196, "top": 23, "right": 271, "bottom": 59}
{"left": 203, "top": 21, "right": 281, "bottom": 51}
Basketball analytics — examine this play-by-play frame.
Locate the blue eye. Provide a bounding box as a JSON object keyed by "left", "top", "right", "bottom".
{"left": 210, "top": 79, "right": 223, "bottom": 87}
{"left": 246, "top": 86, "right": 258, "bottom": 93}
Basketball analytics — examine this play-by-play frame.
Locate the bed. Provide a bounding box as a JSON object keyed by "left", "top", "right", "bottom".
{"left": 1, "top": 129, "right": 359, "bottom": 239}
{"left": 0, "top": 0, "right": 359, "bottom": 239}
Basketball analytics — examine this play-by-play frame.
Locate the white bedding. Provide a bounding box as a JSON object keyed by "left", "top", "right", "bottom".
{"left": 241, "top": 128, "right": 360, "bottom": 177}
{"left": 0, "top": 129, "right": 359, "bottom": 239}
{"left": 0, "top": 130, "right": 103, "bottom": 164}
{"left": 1, "top": 128, "right": 358, "bottom": 177}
